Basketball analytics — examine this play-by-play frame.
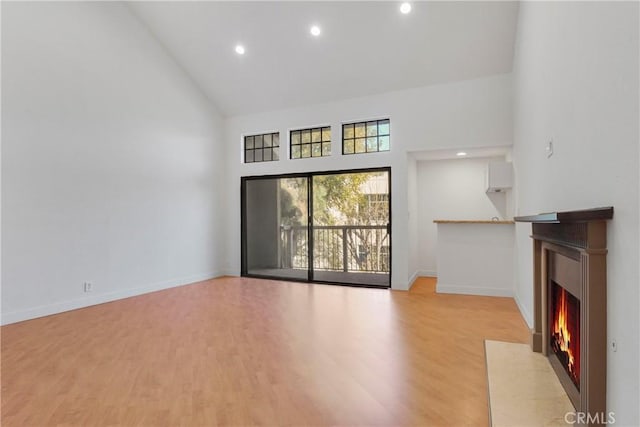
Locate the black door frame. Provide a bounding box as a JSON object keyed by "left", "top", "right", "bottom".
{"left": 241, "top": 167, "right": 392, "bottom": 289}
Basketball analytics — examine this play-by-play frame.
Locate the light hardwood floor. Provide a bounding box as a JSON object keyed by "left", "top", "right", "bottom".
{"left": 2, "top": 276, "right": 528, "bottom": 426}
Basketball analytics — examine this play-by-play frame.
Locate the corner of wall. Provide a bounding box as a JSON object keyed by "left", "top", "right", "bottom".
{"left": 513, "top": 287, "right": 533, "bottom": 329}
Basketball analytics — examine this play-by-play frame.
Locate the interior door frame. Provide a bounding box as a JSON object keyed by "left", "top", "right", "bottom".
{"left": 240, "top": 166, "right": 392, "bottom": 289}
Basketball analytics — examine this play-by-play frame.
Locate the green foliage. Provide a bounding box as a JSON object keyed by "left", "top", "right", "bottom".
{"left": 313, "top": 173, "right": 370, "bottom": 225}
{"left": 278, "top": 172, "right": 388, "bottom": 226}
{"left": 278, "top": 172, "right": 390, "bottom": 272}
{"left": 279, "top": 187, "right": 302, "bottom": 226}
{"left": 279, "top": 177, "right": 307, "bottom": 226}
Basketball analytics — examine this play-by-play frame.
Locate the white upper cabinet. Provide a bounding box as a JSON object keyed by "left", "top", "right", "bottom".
{"left": 485, "top": 161, "right": 513, "bottom": 193}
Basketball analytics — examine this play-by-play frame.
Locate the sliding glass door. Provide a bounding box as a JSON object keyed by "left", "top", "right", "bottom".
{"left": 242, "top": 168, "right": 390, "bottom": 288}
{"left": 311, "top": 171, "right": 390, "bottom": 286}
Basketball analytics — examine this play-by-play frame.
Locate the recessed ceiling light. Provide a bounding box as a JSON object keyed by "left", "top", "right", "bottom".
{"left": 310, "top": 25, "right": 321, "bottom": 37}
{"left": 400, "top": 2, "right": 412, "bottom": 14}
{"left": 456, "top": 151, "right": 468, "bottom": 157}
{"left": 235, "top": 44, "right": 245, "bottom": 55}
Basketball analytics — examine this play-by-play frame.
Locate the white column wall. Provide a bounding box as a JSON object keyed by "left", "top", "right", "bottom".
{"left": 512, "top": 2, "right": 639, "bottom": 423}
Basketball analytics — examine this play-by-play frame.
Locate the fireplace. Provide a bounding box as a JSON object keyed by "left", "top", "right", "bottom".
{"left": 515, "top": 207, "right": 612, "bottom": 426}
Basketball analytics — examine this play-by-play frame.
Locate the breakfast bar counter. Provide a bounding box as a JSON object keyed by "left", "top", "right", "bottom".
{"left": 433, "top": 220, "right": 514, "bottom": 297}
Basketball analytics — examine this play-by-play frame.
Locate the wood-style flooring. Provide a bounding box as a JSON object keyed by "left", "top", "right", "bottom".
{"left": 1, "top": 276, "right": 528, "bottom": 426}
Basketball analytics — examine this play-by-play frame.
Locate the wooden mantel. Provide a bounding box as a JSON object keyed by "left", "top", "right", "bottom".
{"left": 514, "top": 206, "right": 613, "bottom": 224}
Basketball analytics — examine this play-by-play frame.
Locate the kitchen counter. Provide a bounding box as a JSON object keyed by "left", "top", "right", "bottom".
{"left": 434, "top": 219, "right": 515, "bottom": 224}
{"left": 434, "top": 221, "right": 514, "bottom": 297}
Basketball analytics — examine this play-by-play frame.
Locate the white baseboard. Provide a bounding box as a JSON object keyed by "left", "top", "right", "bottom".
{"left": 436, "top": 283, "right": 513, "bottom": 297}
{"left": 407, "top": 271, "right": 420, "bottom": 290}
{"left": 218, "top": 270, "right": 238, "bottom": 277}
{"left": 1, "top": 271, "right": 223, "bottom": 325}
{"left": 513, "top": 290, "right": 534, "bottom": 329}
{"left": 418, "top": 270, "right": 437, "bottom": 278}
{"left": 407, "top": 270, "right": 438, "bottom": 290}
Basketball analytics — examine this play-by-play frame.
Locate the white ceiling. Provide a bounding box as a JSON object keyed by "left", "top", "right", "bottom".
{"left": 129, "top": 1, "right": 519, "bottom": 117}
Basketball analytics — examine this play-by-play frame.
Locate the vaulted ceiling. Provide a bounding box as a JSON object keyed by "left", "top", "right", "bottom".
{"left": 129, "top": 1, "right": 519, "bottom": 117}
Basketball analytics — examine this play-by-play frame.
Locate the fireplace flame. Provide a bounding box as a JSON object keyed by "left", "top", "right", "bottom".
{"left": 552, "top": 286, "right": 579, "bottom": 387}
{"left": 553, "top": 289, "right": 574, "bottom": 366}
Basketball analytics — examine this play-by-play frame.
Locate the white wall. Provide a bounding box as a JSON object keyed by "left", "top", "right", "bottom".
{"left": 512, "top": 2, "right": 639, "bottom": 423}
{"left": 416, "top": 157, "right": 511, "bottom": 275}
{"left": 1, "top": 2, "right": 226, "bottom": 324}
{"left": 224, "top": 73, "right": 513, "bottom": 289}
{"left": 407, "top": 155, "right": 419, "bottom": 287}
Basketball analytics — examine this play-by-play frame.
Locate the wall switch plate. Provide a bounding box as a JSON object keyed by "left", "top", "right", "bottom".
{"left": 83, "top": 282, "right": 92, "bottom": 292}
{"left": 546, "top": 140, "right": 554, "bottom": 158}
{"left": 611, "top": 340, "right": 617, "bottom": 352}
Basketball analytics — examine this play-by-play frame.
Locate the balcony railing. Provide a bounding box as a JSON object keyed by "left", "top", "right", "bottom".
{"left": 280, "top": 225, "right": 389, "bottom": 274}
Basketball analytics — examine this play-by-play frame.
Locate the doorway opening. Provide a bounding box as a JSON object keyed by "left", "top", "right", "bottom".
{"left": 241, "top": 168, "right": 391, "bottom": 287}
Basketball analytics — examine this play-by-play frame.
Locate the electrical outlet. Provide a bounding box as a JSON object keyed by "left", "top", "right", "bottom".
{"left": 83, "top": 282, "right": 93, "bottom": 292}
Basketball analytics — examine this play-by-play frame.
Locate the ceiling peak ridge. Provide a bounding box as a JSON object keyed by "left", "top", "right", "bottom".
{"left": 124, "top": 3, "right": 226, "bottom": 118}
